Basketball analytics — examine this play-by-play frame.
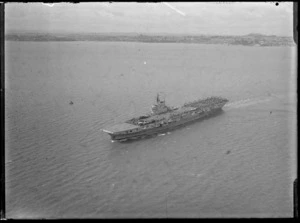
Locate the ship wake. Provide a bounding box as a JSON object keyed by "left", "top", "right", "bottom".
{"left": 223, "top": 96, "right": 273, "bottom": 111}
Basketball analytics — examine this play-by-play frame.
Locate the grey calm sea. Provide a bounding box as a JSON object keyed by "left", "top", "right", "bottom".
{"left": 5, "top": 41, "right": 297, "bottom": 218}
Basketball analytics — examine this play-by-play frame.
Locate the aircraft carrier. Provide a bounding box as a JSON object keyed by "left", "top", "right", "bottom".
{"left": 103, "top": 94, "right": 228, "bottom": 142}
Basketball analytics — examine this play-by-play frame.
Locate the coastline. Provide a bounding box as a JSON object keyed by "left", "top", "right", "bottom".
{"left": 5, "top": 33, "right": 295, "bottom": 47}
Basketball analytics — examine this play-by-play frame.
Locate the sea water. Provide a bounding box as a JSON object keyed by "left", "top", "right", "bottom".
{"left": 5, "top": 41, "right": 297, "bottom": 218}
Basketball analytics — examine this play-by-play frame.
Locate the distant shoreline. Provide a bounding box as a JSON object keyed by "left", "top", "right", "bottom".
{"left": 5, "top": 33, "right": 295, "bottom": 47}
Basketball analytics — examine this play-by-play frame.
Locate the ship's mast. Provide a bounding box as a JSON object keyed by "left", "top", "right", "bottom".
{"left": 156, "top": 92, "right": 165, "bottom": 104}
{"left": 152, "top": 93, "right": 170, "bottom": 115}
{"left": 156, "top": 93, "right": 160, "bottom": 104}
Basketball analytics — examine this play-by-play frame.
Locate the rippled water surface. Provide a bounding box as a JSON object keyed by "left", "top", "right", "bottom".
{"left": 5, "top": 41, "right": 297, "bottom": 218}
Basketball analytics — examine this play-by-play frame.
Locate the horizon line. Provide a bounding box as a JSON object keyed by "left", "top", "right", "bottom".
{"left": 4, "top": 31, "right": 292, "bottom": 38}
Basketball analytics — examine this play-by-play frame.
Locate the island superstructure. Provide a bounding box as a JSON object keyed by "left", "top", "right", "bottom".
{"left": 102, "top": 94, "right": 228, "bottom": 141}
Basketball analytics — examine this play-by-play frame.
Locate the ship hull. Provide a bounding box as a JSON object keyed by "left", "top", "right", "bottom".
{"left": 109, "top": 107, "right": 224, "bottom": 141}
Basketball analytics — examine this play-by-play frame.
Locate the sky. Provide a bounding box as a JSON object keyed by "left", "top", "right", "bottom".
{"left": 5, "top": 2, "right": 294, "bottom": 36}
